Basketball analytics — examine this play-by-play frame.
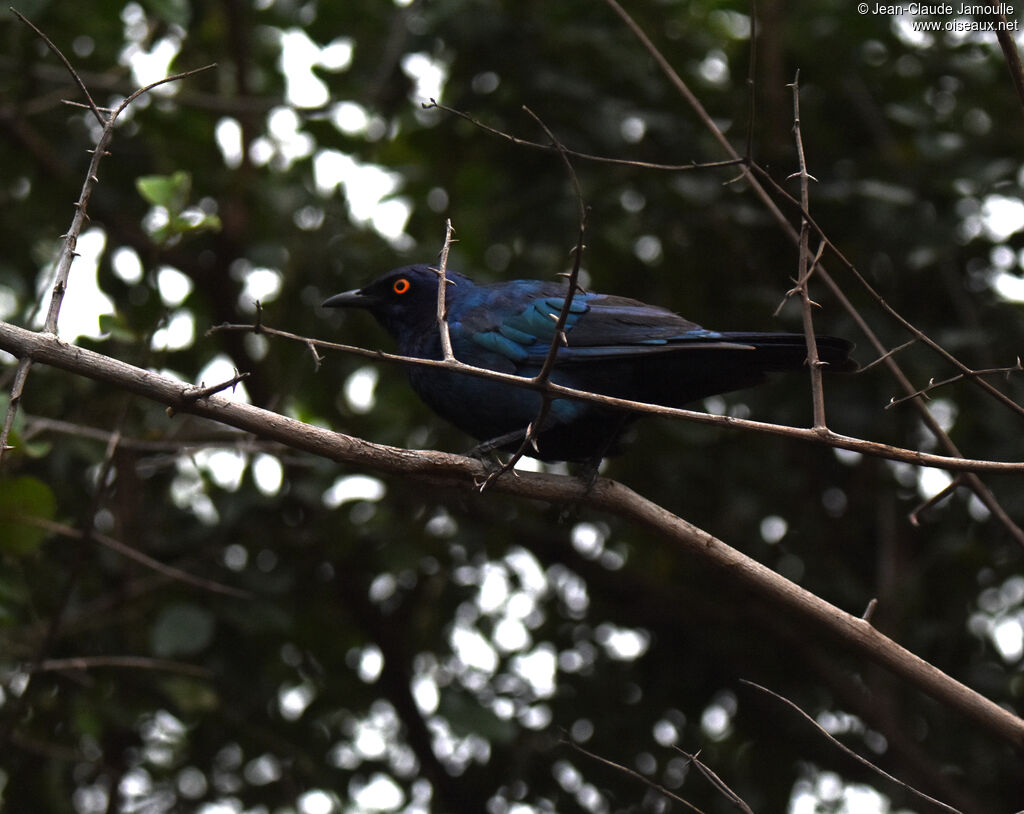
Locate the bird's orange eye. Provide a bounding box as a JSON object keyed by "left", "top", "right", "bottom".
{"left": 393, "top": 278, "right": 411, "bottom": 294}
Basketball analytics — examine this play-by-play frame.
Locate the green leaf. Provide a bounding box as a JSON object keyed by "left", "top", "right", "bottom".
{"left": 98, "top": 311, "right": 139, "bottom": 343}
{"left": 168, "top": 210, "right": 222, "bottom": 238}
{"left": 137, "top": 172, "right": 221, "bottom": 245}
{"left": 136, "top": 171, "right": 192, "bottom": 213}
{"left": 0, "top": 476, "right": 57, "bottom": 556}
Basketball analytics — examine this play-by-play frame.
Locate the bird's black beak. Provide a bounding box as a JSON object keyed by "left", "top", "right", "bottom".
{"left": 321, "top": 288, "right": 377, "bottom": 309}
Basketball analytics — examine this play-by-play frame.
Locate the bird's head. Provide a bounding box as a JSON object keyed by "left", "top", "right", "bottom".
{"left": 322, "top": 265, "right": 464, "bottom": 343}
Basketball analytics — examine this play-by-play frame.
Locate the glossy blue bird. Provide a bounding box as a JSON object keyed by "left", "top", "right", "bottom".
{"left": 322, "top": 265, "right": 854, "bottom": 461}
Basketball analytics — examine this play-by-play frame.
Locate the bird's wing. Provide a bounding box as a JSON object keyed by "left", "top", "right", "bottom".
{"left": 468, "top": 290, "right": 752, "bottom": 363}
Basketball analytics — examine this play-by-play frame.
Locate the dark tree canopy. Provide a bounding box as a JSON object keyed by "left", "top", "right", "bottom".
{"left": 2, "top": 2, "right": 1024, "bottom": 812}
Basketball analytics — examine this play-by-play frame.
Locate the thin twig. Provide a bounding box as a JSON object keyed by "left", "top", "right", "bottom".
{"left": 108, "top": 64, "right": 217, "bottom": 120}
{"left": 676, "top": 749, "right": 754, "bottom": 814}
{"left": 600, "top": 0, "right": 1024, "bottom": 549}
{"left": 432, "top": 219, "right": 457, "bottom": 362}
{"left": 10, "top": 8, "right": 105, "bottom": 126}
{"left": 994, "top": 15, "right": 1024, "bottom": 116}
{"left": 743, "top": 1, "right": 758, "bottom": 164}
{"left": 20, "top": 413, "right": 282, "bottom": 456}
{"left": 204, "top": 319, "right": 1024, "bottom": 475}
{"left": 182, "top": 370, "right": 251, "bottom": 403}
{"left": 749, "top": 162, "right": 1024, "bottom": 422}
{"left": 566, "top": 740, "right": 706, "bottom": 814}
{"left": 4, "top": 320, "right": 1024, "bottom": 749}
{"left": 1, "top": 395, "right": 124, "bottom": 750}
{"left": 886, "top": 361, "right": 1024, "bottom": 410}
{"left": 857, "top": 338, "right": 918, "bottom": 373}
{"left": 741, "top": 680, "right": 962, "bottom": 813}
{"left": 423, "top": 99, "right": 745, "bottom": 173}
{"left": 481, "top": 107, "right": 589, "bottom": 487}
{"left": 788, "top": 70, "right": 827, "bottom": 429}
{"left": 34, "top": 656, "right": 212, "bottom": 678}
{"left": 1, "top": 10, "right": 215, "bottom": 467}
{"left": 909, "top": 476, "right": 963, "bottom": 527}
{"left": 0, "top": 358, "right": 32, "bottom": 464}
{"left": 601, "top": 0, "right": 733, "bottom": 157}
{"left": 24, "top": 516, "right": 250, "bottom": 598}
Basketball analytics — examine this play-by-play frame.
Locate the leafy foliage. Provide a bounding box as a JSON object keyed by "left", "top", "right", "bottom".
{"left": 1, "top": 1, "right": 1024, "bottom": 812}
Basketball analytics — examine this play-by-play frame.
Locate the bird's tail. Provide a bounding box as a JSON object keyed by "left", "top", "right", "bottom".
{"left": 716, "top": 333, "right": 857, "bottom": 372}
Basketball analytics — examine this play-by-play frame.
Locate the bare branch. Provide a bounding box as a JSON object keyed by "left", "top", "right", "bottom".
{"left": 787, "top": 70, "right": 828, "bottom": 430}
{"left": 23, "top": 516, "right": 251, "bottom": 599}
{"left": 741, "top": 680, "right": 963, "bottom": 813}
{"left": 0, "top": 358, "right": 32, "bottom": 464}
{"left": 34, "top": 656, "right": 212, "bottom": 679}
{"left": 0, "top": 14, "right": 214, "bottom": 467}
{"left": 994, "top": 14, "right": 1024, "bottom": 116}
{"left": 749, "top": 162, "right": 1024, "bottom": 421}
{"left": 181, "top": 370, "right": 251, "bottom": 403}
{"left": 676, "top": 749, "right": 754, "bottom": 814}
{"left": 857, "top": 338, "right": 918, "bottom": 373}
{"left": 2, "top": 321, "right": 1024, "bottom": 750}
{"left": 482, "top": 106, "right": 589, "bottom": 486}
{"left": 422, "top": 99, "right": 745, "bottom": 173}
{"left": 600, "top": 0, "right": 1024, "bottom": 549}
{"left": 431, "top": 218, "right": 458, "bottom": 362}
{"left": 887, "top": 361, "right": 1024, "bottom": 410}
{"left": 909, "top": 476, "right": 963, "bottom": 527}
{"left": 566, "top": 740, "right": 706, "bottom": 813}
{"left": 11, "top": 7, "right": 104, "bottom": 126}
{"left": 205, "top": 319, "right": 1024, "bottom": 476}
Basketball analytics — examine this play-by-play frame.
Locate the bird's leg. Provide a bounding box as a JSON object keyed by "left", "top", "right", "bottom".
{"left": 569, "top": 455, "right": 604, "bottom": 490}
{"left": 567, "top": 412, "right": 631, "bottom": 492}
{"left": 464, "top": 427, "right": 529, "bottom": 460}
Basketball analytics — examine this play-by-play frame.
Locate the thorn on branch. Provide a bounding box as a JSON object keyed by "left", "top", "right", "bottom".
{"left": 887, "top": 361, "right": 1024, "bottom": 409}
{"left": 177, "top": 371, "right": 251, "bottom": 409}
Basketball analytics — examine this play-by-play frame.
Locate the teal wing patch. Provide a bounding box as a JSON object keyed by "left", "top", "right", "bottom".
{"left": 472, "top": 293, "right": 591, "bottom": 362}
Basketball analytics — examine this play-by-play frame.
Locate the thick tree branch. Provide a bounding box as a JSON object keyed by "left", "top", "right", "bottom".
{"left": 1, "top": 320, "right": 1022, "bottom": 751}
